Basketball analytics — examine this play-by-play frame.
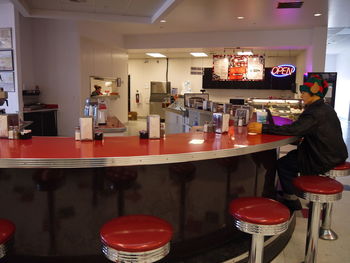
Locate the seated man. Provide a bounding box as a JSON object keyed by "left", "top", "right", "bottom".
{"left": 248, "top": 75, "right": 348, "bottom": 210}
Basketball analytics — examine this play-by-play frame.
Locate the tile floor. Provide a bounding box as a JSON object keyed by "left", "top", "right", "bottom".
{"left": 123, "top": 119, "right": 350, "bottom": 263}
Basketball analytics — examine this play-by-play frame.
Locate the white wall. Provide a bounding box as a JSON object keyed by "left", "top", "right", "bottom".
{"left": 18, "top": 18, "right": 128, "bottom": 136}
{"left": 325, "top": 54, "right": 350, "bottom": 120}
{"left": 129, "top": 55, "right": 300, "bottom": 117}
{"left": 30, "top": 19, "right": 81, "bottom": 136}
{"left": 80, "top": 37, "right": 128, "bottom": 123}
{"left": 0, "top": 3, "right": 21, "bottom": 113}
{"left": 19, "top": 15, "right": 35, "bottom": 89}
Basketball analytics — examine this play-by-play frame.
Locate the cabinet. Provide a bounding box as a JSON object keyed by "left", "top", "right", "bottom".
{"left": 23, "top": 110, "right": 58, "bottom": 136}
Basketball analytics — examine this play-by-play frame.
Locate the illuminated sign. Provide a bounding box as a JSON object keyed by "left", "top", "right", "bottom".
{"left": 271, "top": 64, "right": 296, "bottom": 77}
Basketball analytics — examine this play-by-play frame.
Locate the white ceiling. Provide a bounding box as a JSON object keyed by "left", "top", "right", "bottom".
{"left": 127, "top": 48, "right": 304, "bottom": 59}
{"left": 11, "top": 0, "right": 329, "bottom": 33}
{"left": 6, "top": 0, "right": 350, "bottom": 56}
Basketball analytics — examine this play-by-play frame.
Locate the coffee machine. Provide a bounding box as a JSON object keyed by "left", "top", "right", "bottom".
{"left": 0, "top": 88, "right": 8, "bottom": 114}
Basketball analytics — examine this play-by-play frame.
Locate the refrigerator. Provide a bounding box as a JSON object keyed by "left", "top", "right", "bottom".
{"left": 149, "top": 81, "right": 171, "bottom": 119}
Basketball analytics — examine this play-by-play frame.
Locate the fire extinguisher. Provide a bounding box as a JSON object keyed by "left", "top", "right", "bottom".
{"left": 136, "top": 90, "right": 140, "bottom": 103}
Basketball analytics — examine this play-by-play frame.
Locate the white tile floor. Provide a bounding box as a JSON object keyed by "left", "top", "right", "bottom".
{"left": 124, "top": 119, "right": 350, "bottom": 263}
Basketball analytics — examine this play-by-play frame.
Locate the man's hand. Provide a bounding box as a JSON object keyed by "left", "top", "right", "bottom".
{"left": 247, "top": 122, "right": 263, "bottom": 134}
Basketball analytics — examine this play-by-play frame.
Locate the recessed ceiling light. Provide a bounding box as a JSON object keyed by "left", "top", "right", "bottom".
{"left": 160, "top": 19, "right": 167, "bottom": 23}
{"left": 190, "top": 52, "right": 208, "bottom": 57}
{"left": 314, "top": 13, "right": 322, "bottom": 17}
{"left": 237, "top": 16, "right": 244, "bottom": 19}
{"left": 146, "top": 53, "right": 166, "bottom": 58}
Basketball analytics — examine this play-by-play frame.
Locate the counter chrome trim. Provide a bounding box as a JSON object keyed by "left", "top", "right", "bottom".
{"left": 0, "top": 137, "right": 296, "bottom": 168}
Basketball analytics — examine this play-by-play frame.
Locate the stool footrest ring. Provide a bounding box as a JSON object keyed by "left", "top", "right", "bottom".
{"left": 233, "top": 218, "right": 289, "bottom": 236}
{"left": 102, "top": 242, "right": 170, "bottom": 263}
{"left": 296, "top": 191, "right": 342, "bottom": 202}
{"left": 0, "top": 237, "right": 14, "bottom": 259}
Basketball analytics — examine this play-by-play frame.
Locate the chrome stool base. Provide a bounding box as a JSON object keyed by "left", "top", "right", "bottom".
{"left": 319, "top": 228, "right": 338, "bottom": 240}
{"left": 233, "top": 217, "right": 290, "bottom": 263}
{"left": 102, "top": 242, "right": 170, "bottom": 263}
{"left": 0, "top": 238, "right": 14, "bottom": 259}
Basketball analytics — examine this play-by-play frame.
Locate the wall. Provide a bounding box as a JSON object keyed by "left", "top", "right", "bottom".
{"left": 18, "top": 18, "right": 128, "bottom": 136}
{"left": 325, "top": 54, "right": 350, "bottom": 120}
{"left": 30, "top": 18, "right": 81, "bottom": 136}
{"left": 0, "top": 3, "right": 21, "bottom": 113}
{"left": 80, "top": 37, "right": 128, "bottom": 123}
{"left": 129, "top": 55, "right": 299, "bottom": 117}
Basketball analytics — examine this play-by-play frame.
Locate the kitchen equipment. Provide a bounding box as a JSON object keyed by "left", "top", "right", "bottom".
{"left": 0, "top": 88, "right": 8, "bottom": 114}
{"left": 149, "top": 82, "right": 171, "bottom": 120}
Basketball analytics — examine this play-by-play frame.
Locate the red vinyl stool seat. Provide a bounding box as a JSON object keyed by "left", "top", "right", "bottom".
{"left": 100, "top": 215, "right": 173, "bottom": 263}
{"left": 230, "top": 197, "right": 290, "bottom": 263}
{"left": 327, "top": 161, "right": 350, "bottom": 177}
{"left": 320, "top": 162, "right": 350, "bottom": 241}
{"left": 293, "top": 175, "right": 343, "bottom": 263}
{"left": 0, "top": 219, "right": 15, "bottom": 259}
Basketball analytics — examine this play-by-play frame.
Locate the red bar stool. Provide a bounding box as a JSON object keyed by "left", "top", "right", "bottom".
{"left": 320, "top": 162, "right": 350, "bottom": 240}
{"left": 0, "top": 219, "right": 15, "bottom": 259}
{"left": 100, "top": 215, "right": 173, "bottom": 262}
{"left": 293, "top": 175, "right": 343, "bottom": 263}
{"left": 229, "top": 197, "right": 290, "bottom": 263}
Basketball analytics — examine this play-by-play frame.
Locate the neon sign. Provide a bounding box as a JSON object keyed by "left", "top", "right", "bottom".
{"left": 271, "top": 64, "right": 296, "bottom": 77}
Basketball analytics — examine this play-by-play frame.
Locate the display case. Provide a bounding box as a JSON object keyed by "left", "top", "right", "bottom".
{"left": 248, "top": 98, "right": 303, "bottom": 121}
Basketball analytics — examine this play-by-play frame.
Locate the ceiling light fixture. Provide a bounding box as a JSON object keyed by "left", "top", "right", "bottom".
{"left": 237, "top": 16, "right": 244, "bottom": 19}
{"left": 190, "top": 52, "right": 208, "bottom": 57}
{"left": 314, "top": 13, "right": 322, "bottom": 17}
{"left": 237, "top": 51, "right": 253, "bottom": 55}
{"left": 146, "top": 53, "right": 166, "bottom": 58}
{"left": 160, "top": 19, "right": 167, "bottom": 23}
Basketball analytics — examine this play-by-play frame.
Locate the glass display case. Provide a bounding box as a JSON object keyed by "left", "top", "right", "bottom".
{"left": 248, "top": 98, "right": 303, "bottom": 121}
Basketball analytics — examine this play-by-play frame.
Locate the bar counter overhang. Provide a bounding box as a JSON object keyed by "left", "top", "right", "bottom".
{"left": 0, "top": 128, "right": 297, "bottom": 263}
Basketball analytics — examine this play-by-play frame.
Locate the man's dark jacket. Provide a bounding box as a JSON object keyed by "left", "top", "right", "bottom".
{"left": 262, "top": 99, "right": 348, "bottom": 174}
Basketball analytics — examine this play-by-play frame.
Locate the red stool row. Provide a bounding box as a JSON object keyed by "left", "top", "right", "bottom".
{"left": 100, "top": 215, "right": 173, "bottom": 263}
{"left": 0, "top": 219, "right": 15, "bottom": 259}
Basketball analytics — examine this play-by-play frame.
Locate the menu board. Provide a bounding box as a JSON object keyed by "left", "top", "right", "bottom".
{"left": 213, "top": 55, "right": 264, "bottom": 81}
{"left": 213, "top": 55, "right": 229, "bottom": 80}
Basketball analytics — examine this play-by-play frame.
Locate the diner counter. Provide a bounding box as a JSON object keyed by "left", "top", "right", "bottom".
{"left": 0, "top": 127, "right": 296, "bottom": 168}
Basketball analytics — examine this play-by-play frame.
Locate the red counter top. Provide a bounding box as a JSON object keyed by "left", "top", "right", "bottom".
{"left": 0, "top": 127, "right": 295, "bottom": 168}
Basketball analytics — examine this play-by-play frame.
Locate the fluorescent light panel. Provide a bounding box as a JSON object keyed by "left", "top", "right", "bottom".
{"left": 237, "top": 51, "right": 253, "bottom": 55}
{"left": 190, "top": 52, "right": 208, "bottom": 57}
{"left": 146, "top": 53, "right": 166, "bottom": 58}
